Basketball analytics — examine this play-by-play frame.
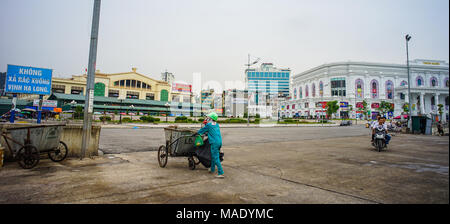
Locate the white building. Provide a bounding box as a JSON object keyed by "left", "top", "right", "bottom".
{"left": 281, "top": 59, "right": 449, "bottom": 121}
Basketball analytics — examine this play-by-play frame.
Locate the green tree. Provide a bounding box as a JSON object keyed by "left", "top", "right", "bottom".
{"left": 326, "top": 101, "right": 339, "bottom": 119}
{"left": 379, "top": 101, "right": 394, "bottom": 116}
{"left": 438, "top": 104, "right": 444, "bottom": 121}
{"left": 402, "top": 103, "right": 410, "bottom": 113}
{"left": 74, "top": 106, "right": 83, "bottom": 119}
{"left": 359, "top": 100, "right": 368, "bottom": 120}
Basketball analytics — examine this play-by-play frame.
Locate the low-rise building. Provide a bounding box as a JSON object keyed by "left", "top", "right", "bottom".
{"left": 280, "top": 59, "right": 449, "bottom": 121}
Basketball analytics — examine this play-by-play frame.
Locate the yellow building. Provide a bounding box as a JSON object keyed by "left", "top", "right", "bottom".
{"left": 51, "top": 68, "right": 172, "bottom": 101}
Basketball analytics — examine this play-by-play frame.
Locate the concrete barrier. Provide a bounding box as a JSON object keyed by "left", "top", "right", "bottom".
{"left": 0, "top": 123, "right": 101, "bottom": 159}
{"left": 61, "top": 124, "right": 101, "bottom": 158}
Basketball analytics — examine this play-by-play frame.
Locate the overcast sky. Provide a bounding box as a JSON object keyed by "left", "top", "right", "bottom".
{"left": 1, "top": 0, "right": 448, "bottom": 89}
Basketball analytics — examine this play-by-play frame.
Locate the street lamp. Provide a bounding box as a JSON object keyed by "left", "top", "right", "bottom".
{"left": 245, "top": 54, "right": 260, "bottom": 126}
{"left": 165, "top": 102, "right": 170, "bottom": 122}
{"left": 130, "top": 105, "right": 134, "bottom": 121}
{"left": 405, "top": 34, "right": 412, "bottom": 131}
{"left": 70, "top": 100, "right": 77, "bottom": 120}
{"left": 321, "top": 83, "right": 329, "bottom": 127}
{"left": 119, "top": 99, "right": 123, "bottom": 124}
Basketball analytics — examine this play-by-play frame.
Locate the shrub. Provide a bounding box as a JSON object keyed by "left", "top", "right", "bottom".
{"left": 99, "top": 116, "right": 112, "bottom": 122}
{"left": 220, "top": 118, "right": 247, "bottom": 124}
{"left": 175, "top": 116, "right": 188, "bottom": 121}
{"left": 140, "top": 116, "right": 159, "bottom": 123}
{"left": 122, "top": 117, "right": 132, "bottom": 123}
{"left": 254, "top": 118, "right": 260, "bottom": 124}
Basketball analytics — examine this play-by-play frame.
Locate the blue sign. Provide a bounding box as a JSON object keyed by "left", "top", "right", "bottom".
{"left": 5, "top": 64, "right": 52, "bottom": 95}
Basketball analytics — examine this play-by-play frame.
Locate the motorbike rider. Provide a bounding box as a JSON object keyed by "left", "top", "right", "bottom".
{"left": 371, "top": 115, "right": 382, "bottom": 142}
{"left": 197, "top": 112, "right": 224, "bottom": 178}
{"left": 372, "top": 117, "right": 391, "bottom": 145}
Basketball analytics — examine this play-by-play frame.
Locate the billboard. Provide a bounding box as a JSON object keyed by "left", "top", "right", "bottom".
{"left": 172, "top": 83, "right": 192, "bottom": 93}
{"left": 33, "top": 99, "right": 57, "bottom": 108}
{"left": 5, "top": 65, "right": 52, "bottom": 95}
{"left": 340, "top": 102, "right": 348, "bottom": 108}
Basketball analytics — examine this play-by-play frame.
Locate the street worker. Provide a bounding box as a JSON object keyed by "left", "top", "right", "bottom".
{"left": 197, "top": 112, "right": 224, "bottom": 178}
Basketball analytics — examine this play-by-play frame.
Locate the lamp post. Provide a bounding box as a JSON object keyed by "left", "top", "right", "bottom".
{"left": 245, "top": 54, "right": 260, "bottom": 126}
{"left": 321, "top": 83, "right": 329, "bottom": 127}
{"left": 130, "top": 105, "right": 134, "bottom": 121}
{"left": 165, "top": 102, "right": 170, "bottom": 122}
{"left": 70, "top": 100, "right": 76, "bottom": 120}
{"left": 405, "top": 34, "right": 412, "bottom": 130}
{"left": 119, "top": 99, "right": 123, "bottom": 124}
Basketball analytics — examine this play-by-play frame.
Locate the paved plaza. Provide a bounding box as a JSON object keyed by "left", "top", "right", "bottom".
{"left": 0, "top": 125, "right": 448, "bottom": 204}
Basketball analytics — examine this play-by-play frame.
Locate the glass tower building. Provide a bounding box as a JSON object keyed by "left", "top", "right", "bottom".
{"left": 246, "top": 63, "right": 290, "bottom": 97}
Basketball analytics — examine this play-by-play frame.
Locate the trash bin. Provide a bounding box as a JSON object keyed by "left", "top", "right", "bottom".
{"left": 1, "top": 124, "right": 68, "bottom": 169}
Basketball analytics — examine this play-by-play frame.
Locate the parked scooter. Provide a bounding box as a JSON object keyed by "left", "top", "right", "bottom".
{"left": 373, "top": 126, "right": 387, "bottom": 152}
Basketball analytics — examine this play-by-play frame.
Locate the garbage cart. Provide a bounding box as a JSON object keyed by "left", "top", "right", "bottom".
{"left": 158, "top": 127, "right": 200, "bottom": 169}
{"left": 1, "top": 124, "right": 68, "bottom": 169}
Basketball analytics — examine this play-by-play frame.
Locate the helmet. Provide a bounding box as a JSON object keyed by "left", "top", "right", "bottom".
{"left": 206, "top": 112, "right": 218, "bottom": 121}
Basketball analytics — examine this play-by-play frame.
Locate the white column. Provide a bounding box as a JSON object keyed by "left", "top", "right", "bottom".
{"left": 420, "top": 93, "right": 425, "bottom": 115}
{"left": 435, "top": 94, "right": 440, "bottom": 114}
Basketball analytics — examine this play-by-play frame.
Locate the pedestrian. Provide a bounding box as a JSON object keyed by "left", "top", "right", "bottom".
{"left": 197, "top": 112, "right": 224, "bottom": 178}
{"left": 437, "top": 121, "right": 444, "bottom": 136}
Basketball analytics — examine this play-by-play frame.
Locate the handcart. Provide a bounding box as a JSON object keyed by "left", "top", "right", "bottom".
{"left": 158, "top": 127, "right": 201, "bottom": 170}
{"left": 1, "top": 124, "right": 68, "bottom": 169}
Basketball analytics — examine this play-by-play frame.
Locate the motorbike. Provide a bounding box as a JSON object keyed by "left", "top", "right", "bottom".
{"left": 373, "top": 126, "right": 387, "bottom": 152}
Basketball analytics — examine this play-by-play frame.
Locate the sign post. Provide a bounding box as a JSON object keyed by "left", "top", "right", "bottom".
{"left": 5, "top": 64, "right": 52, "bottom": 123}
{"left": 37, "top": 95, "right": 43, "bottom": 123}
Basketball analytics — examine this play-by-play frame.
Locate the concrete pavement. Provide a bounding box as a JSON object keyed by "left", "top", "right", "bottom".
{"left": 0, "top": 126, "right": 448, "bottom": 204}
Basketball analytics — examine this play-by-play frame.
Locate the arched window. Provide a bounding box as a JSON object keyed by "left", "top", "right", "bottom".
{"left": 319, "top": 81, "right": 324, "bottom": 97}
{"left": 385, "top": 80, "right": 394, "bottom": 100}
{"left": 400, "top": 80, "right": 408, "bottom": 86}
{"left": 370, "top": 80, "right": 379, "bottom": 99}
{"left": 294, "top": 88, "right": 297, "bottom": 99}
{"left": 312, "top": 83, "right": 316, "bottom": 97}
{"left": 355, "top": 79, "right": 364, "bottom": 98}
{"left": 416, "top": 76, "right": 424, "bottom": 87}
{"left": 305, "top": 85, "right": 309, "bottom": 97}
{"left": 430, "top": 77, "right": 438, "bottom": 87}
{"left": 299, "top": 87, "right": 303, "bottom": 99}
{"left": 444, "top": 78, "right": 449, "bottom": 87}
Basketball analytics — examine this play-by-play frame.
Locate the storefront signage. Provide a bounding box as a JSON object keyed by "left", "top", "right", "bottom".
{"left": 371, "top": 103, "right": 380, "bottom": 109}
{"left": 33, "top": 99, "right": 57, "bottom": 108}
{"left": 340, "top": 102, "right": 348, "bottom": 108}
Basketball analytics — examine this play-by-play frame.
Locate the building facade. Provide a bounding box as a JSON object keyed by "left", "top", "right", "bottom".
{"left": 224, "top": 89, "right": 248, "bottom": 118}
{"left": 246, "top": 63, "right": 291, "bottom": 97}
{"left": 171, "top": 82, "right": 194, "bottom": 103}
{"left": 281, "top": 59, "right": 449, "bottom": 121}
{"left": 51, "top": 68, "right": 172, "bottom": 102}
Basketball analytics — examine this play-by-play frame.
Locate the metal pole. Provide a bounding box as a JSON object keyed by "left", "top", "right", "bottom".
{"left": 37, "top": 95, "right": 43, "bottom": 124}
{"left": 10, "top": 94, "right": 17, "bottom": 123}
{"left": 247, "top": 54, "right": 250, "bottom": 126}
{"left": 406, "top": 35, "right": 412, "bottom": 131}
{"left": 81, "top": 0, "right": 101, "bottom": 160}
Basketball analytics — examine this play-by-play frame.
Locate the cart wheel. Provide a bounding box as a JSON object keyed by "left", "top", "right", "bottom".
{"left": 193, "top": 156, "right": 201, "bottom": 165}
{"left": 188, "top": 157, "right": 196, "bottom": 170}
{"left": 158, "top": 145, "right": 168, "bottom": 168}
{"left": 17, "top": 144, "right": 40, "bottom": 169}
{"left": 48, "top": 141, "right": 68, "bottom": 162}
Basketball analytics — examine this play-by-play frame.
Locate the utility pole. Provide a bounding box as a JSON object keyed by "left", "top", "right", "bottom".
{"left": 81, "top": 0, "right": 101, "bottom": 160}
{"left": 247, "top": 54, "right": 250, "bottom": 126}
{"left": 406, "top": 34, "right": 412, "bottom": 131}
